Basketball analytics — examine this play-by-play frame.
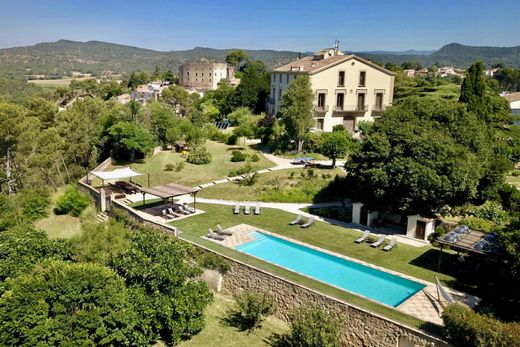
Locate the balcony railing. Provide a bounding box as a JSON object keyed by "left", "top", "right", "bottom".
{"left": 372, "top": 105, "right": 386, "bottom": 112}
{"left": 333, "top": 105, "right": 368, "bottom": 112}
{"left": 314, "top": 105, "right": 329, "bottom": 112}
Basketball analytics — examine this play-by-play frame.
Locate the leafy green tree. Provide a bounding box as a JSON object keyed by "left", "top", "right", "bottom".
{"left": 161, "top": 84, "right": 194, "bottom": 116}
{"left": 279, "top": 75, "right": 314, "bottom": 153}
{"left": 0, "top": 226, "right": 72, "bottom": 293}
{"left": 148, "top": 102, "right": 175, "bottom": 146}
{"left": 227, "top": 291, "right": 275, "bottom": 331}
{"left": 0, "top": 260, "right": 138, "bottom": 346}
{"left": 106, "top": 121, "right": 156, "bottom": 161}
{"left": 321, "top": 131, "right": 351, "bottom": 167}
{"left": 233, "top": 114, "right": 258, "bottom": 147}
{"left": 151, "top": 64, "right": 162, "bottom": 81}
{"left": 275, "top": 305, "right": 341, "bottom": 347}
{"left": 233, "top": 60, "right": 270, "bottom": 113}
{"left": 200, "top": 80, "right": 236, "bottom": 116}
{"left": 24, "top": 97, "right": 58, "bottom": 128}
{"left": 162, "top": 69, "right": 176, "bottom": 84}
{"left": 225, "top": 49, "right": 249, "bottom": 70}
{"left": 346, "top": 96, "right": 504, "bottom": 214}
{"left": 460, "top": 61, "right": 488, "bottom": 115}
{"left": 54, "top": 184, "right": 91, "bottom": 216}
{"left": 127, "top": 70, "right": 150, "bottom": 90}
{"left": 111, "top": 229, "right": 212, "bottom": 345}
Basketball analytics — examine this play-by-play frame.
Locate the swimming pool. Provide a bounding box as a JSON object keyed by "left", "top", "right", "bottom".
{"left": 235, "top": 231, "right": 425, "bottom": 307}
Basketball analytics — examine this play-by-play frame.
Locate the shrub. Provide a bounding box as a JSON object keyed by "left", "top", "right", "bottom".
{"left": 332, "top": 124, "right": 346, "bottom": 132}
{"left": 165, "top": 163, "right": 175, "bottom": 171}
{"left": 186, "top": 146, "right": 212, "bottom": 165}
{"left": 174, "top": 162, "right": 185, "bottom": 172}
{"left": 303, "top": 132, "right": 323, "bottom": 153}
{"left": 227, "top": 291, "right": 275, "bottom": 330}
{"left": 443, "top": 304, "right": 520, "bottom": 347}
{"left": 229, "top": 161, "right": 254, "bottom": 177}
{"left": 15, "top": 189, "right": 50, "bottom": 221}
{"left": 231, "top": 150, "right": 247, "bottom": 162}
{"left": 250, "top": 153, "right": 260, "bottom": 162}
{"left": 226, "top": 133, "right": 238, "bottom": 145}
{"left": 276, "top": 305, "right": 341, "bottom": 347}
{"left": 472, "top": 201, "right": 508, "bottom": 225}
{"left": 54, "top": 185, "right": 90, "bottom": 217}
{"left": 239, "top": 172, "right": 259, "bottom": 186}
{"left": 460, "top": 216, "right": 497, "bottom": 233}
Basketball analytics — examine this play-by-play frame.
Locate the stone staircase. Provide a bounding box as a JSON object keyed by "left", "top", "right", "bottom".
{"left": 95, "top": 211, "right": 109, "bottom": 223}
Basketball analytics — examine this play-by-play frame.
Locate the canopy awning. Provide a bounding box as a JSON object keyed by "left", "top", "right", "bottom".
{"left": 139, "top": 183, "right": 199, "bottom": 199}
{"left": 90, "top": 167, "right": 144, "bottom": 181}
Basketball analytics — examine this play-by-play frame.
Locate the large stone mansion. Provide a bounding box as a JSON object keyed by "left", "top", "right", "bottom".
{"left": 267, "top": 47, "right": 395, "bottom": 133}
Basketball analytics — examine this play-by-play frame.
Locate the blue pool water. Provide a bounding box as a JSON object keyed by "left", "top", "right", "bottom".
{"left": 235, "top": 232, "right": 425, "bottom": 307}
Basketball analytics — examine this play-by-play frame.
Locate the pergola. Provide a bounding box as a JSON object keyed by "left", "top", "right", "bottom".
{"left": 89, "top": 167, "right": 149, "bottom": 188}
{"left": 137, "top": 183, "right": 199, "bottom": 208}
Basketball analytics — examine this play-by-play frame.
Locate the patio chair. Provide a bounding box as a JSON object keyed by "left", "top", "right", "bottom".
{"left": 354, "top": 230, "right": 370, "bottom": 243}
{"left": 254, "top": 203, "right": 261, "bottom": 215}
{"left": 244, "top": 203, "right": 251, "bottom": 215}
{"left": 216, "top": 224, "right": 233, "bottom": 236}
{"left": 234, "top": 203, "right": 240, "bottom": 214}
{"left": 383, "top": 238, "right": 397, "bottom": 251}
{"left": 289, "top": 214, "right": 303, "bottom": 225}
{"left": 183, "top": 203, "right": 196, "bottom": 213}
{"left": 167, "top": 207, "right": 182, "bottom": 217}
{"left": 174, "top": 205, "right": 190, "bottom": 215}
{"left": 301, "top": 216, "right": 315, "bottom": 228}
{"left": 207, "top": 228, "right": 225, "bottom": 241}
{"left": 162, "top": 209, "right": 176, "bottom": 219}
{"left": 370, "top": 235, "right": 386, "bottom": 248}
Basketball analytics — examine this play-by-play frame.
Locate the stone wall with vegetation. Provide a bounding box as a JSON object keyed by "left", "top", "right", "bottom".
{"left": 222, "top": 260, "right": 449, "bottom": 347}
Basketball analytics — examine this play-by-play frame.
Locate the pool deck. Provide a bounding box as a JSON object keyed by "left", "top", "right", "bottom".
{"left": 204, "top": 223, "right": 480, "bottom": 326}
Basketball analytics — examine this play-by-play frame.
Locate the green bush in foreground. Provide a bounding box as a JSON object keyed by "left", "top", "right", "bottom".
{"left": 227, "top": 291, "right": 276, "bottom": 330}
{"left": 231, "top": 150, "right": 247, "bottom": 162}
{"left": 186, "top": 146, "right": 212, "bottom": 165}
{"left": 443, "top": 304, "right": 520, "bottom": 347}
{"left": 54, "top": 185, "right": 90, "bottom": 216}
{"left": 276, "top": 305, "right": 341, "bottom": 347}
{"left": 0, "top": 261, "right": 138, "bottom": 346}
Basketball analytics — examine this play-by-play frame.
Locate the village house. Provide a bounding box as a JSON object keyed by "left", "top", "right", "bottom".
{"left": 267, "top": 46, "right": 395, "bottom": 133}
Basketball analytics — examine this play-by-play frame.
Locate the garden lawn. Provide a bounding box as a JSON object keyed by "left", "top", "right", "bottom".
{"left": 107, "top": 140, "right": 275, "bottom": 187}
{"left": 176, "top": 293, "right": 287, "bottom": 347}
{"left": 172, "top": 204, "right": 457, "bottom": 286}
{"left": 198, "top": 168, "right": 345, "bottom": 203}
{"left": 35, "top": 214, "right": 83, "bottom": 239}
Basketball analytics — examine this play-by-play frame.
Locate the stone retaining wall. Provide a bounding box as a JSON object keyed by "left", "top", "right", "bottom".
{"left": 222, "top": 261, "right": 449, "bottom": 347}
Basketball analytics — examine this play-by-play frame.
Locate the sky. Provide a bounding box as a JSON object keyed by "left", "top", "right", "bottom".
{"left": 0, "top": 0, "right": 519, "bottom": 52}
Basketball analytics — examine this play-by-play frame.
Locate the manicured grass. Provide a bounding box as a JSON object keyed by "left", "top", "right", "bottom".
{"left": 176, "top": 293, "right": 287, "bottom": 347}
{"left": 277, "top": 152, "right": 328, "bottom": 161}
{"left": 171, "top": 203, "right": 468, "bottom": 333}
{"left": 107, "top": 140, "right": 275, "bottom": 187}
{"left": 198, "top": 168, "right": 345, "bottom": 203}
{"left": 172, "top": 204, "right": 456, "bottom": 285}
{"left": 506, "top": 175, "right": 520, "bottom": 188}
{"left": 35, "top": 213, "right": 83, "bottom": 239}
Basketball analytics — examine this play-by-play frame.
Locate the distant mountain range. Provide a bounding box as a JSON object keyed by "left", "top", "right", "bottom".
{"left": 0, "top": 40, "right": 519, "bottom": 78}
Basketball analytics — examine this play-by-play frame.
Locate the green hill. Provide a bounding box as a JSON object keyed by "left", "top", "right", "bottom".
{"left": 0, "top": 40, "right": 301, "bottom": 78}
{"left": 1, "top": 40, "right": 520, "bottom": 79}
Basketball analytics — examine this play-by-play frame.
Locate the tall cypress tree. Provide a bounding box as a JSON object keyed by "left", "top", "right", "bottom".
{"left": 460, "top": 61, "right": 488, "bottom": 116}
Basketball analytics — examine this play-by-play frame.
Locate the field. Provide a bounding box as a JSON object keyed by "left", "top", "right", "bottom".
{"left": 199, "top": 168, "right": 345, "bottom": 202}
{"left": 107, "top": 141, "right": 275, "bottom": 187}
{"left": 176, "top": 293, "right": 287, "bottom": 347}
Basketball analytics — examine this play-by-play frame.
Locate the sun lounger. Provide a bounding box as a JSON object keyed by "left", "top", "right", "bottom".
{"left": 254, "top": 203, "right": 261, "bottom": 215}
{"left": 207, "top": 228, "right": 225, "bottom": 241}
{"left": 234, "top": 203, "right": 240, "bottom": 214}
{"left": 183, "top": 203, "right": 196, "bottom": 213}
{"left": 174, "top": 205, "right": 190, "bottom": 215}
{"left": 167, "top": 207, "right": 183, "bottom": 217}
{"left": 370, "top": 235, "right": 385, "bottom": 248}
{"left": 355, "top": 230, "right": 370, "bottom": 243}
{"left": 289, "top": 214, "right": 303, "bottom": 225}
{"left": 244, "top": 203, "right": 251, "bottom": 215}
{"left": 383, "top": 238, "right": 397, "bottom": 251}
{"left": 215, "top": 224, "right": 233, "bottom": 236}
{"left": 162, "top": 209, "right": 176, "bottom": 219}
{"left": 301, "top": 216, "right": 315, "bottom": 228}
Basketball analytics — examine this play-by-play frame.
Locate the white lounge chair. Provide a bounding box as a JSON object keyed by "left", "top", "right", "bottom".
{"left": 370, "top": 235, "right": 386, "bottom": 248}
{"left": 168, "top": 207, "right": 183, "bottom": 217}
{"left": 183, "top": 203, "right": 196, "bottom": 213}
{"left": 254, "top": 203, "right": 261, "bottom": 215}
{"left": 383, "top": 238, "right": 397, "bottom": 251}
{"left": 244, "top": 203, "right": 251, "bottom": 215}
{"left": 162, "top": 209, "right": 175, "bottom": 219}
{"left": 207, "top": 228, "right": 225, "bottom": 241}
{"left": 234, "top": 203, "right": 240, "bottom": 214}
{"left": 355, "top": 230, "right": 370, "bottom": 243}
{"left": 175, "top": 205, "right": 190, "bottom": 215}
{"left": 289, "top": 214, "right": 303, "bottom": 225}
{"left": 301, "top": 216, "right": 315, "bottom": 228}
{"left": 216, "top": 224, "right": 233, "bottom": 236}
